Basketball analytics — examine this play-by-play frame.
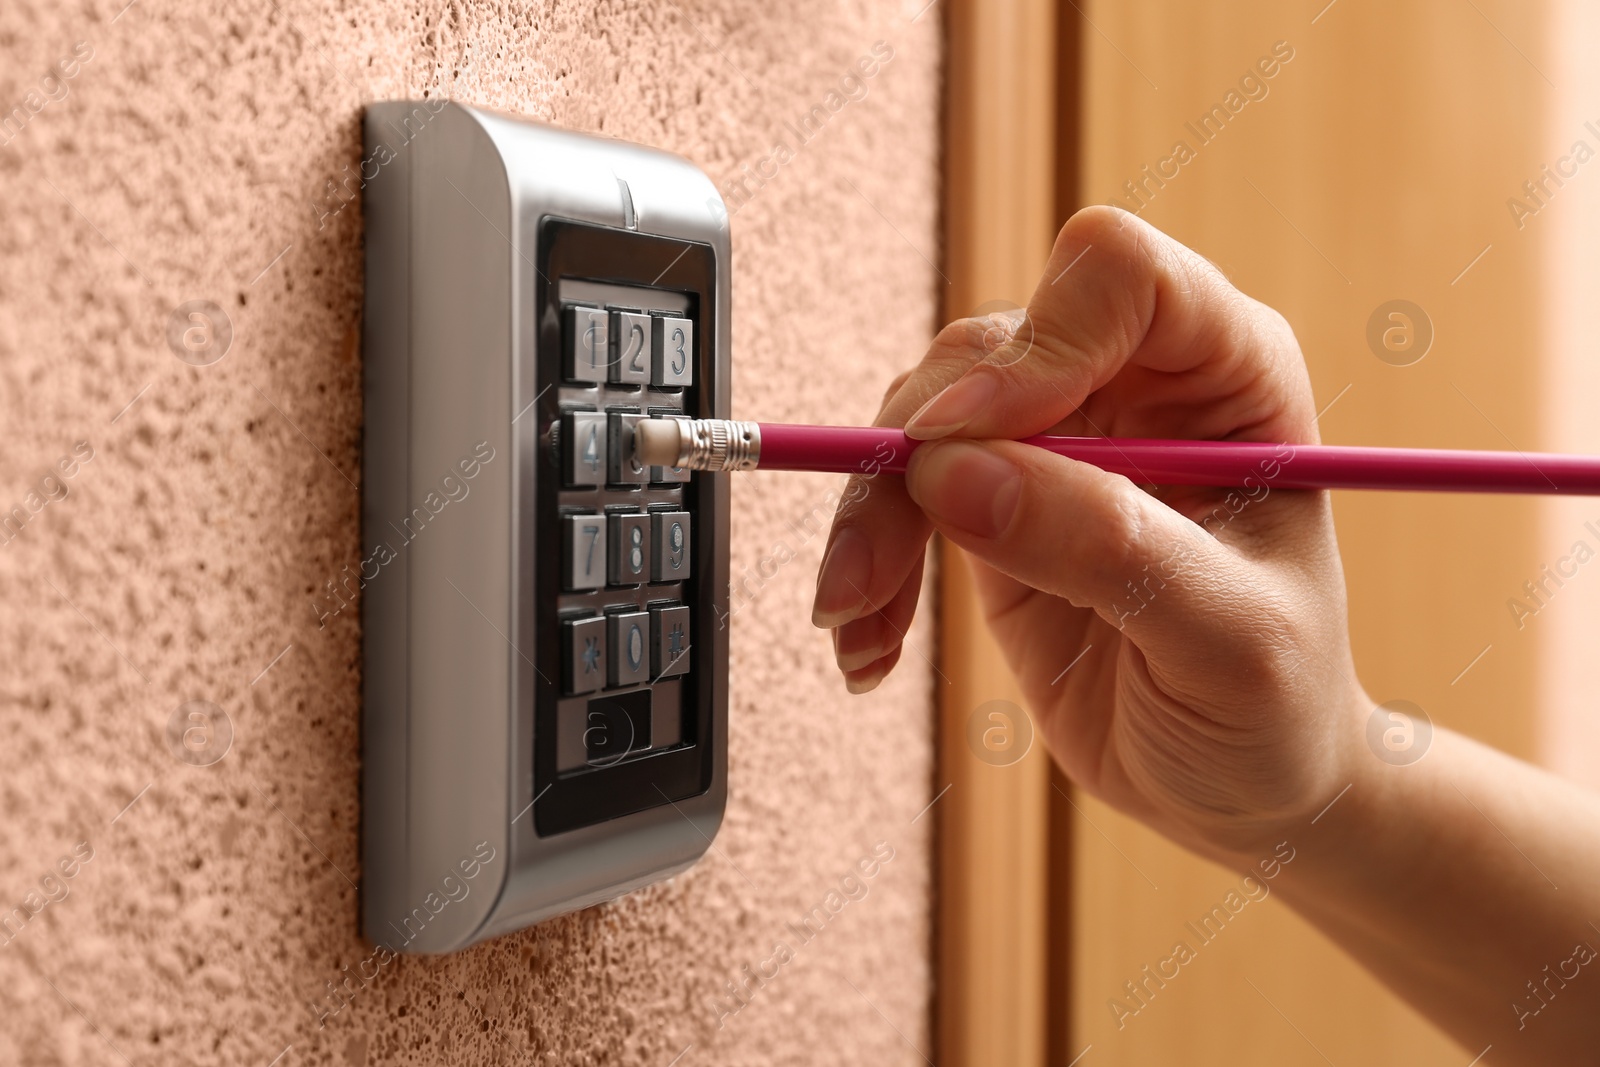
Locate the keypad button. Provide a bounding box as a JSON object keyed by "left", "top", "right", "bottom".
{"left": 651, "top": 511, "right": 691, "bottom": 582}
{"left": 563, "top": 616, "right": 606, "bottom": 695}
{"left": 607, "top": 412, "right": 650, "bottom": 485}
{"left": 650, "top": 604, "right": 691, "bottom": 678}
{"left": 563, "top": 411, "right": 607, "bottom": 487}
{"left": 649, "top": 414, "right": 691, "bottom": 483}
{"left": 610, "top": 311, "right": 653, "bottom": 385}
{"left": 654, "top": 461, "right": 691, "bottom": 484}
{"left": 652, "top": 316, "right": 693, "bottom": 387}
{"left": 564, "top": 306, "right": 609, "bottom": 383}
{"left": 607, "top": 611, "right": 651, "bottom": 688}
{"left": 607, "top": 513, "right": 651, "bottom": 585}
{"left": 562, "top": 513, "right": 607, "bottom": 590}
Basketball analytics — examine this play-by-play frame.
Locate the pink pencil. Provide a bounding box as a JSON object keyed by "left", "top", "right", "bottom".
{"left": 633, "top": 418, "right": 1600, "bottom": 495}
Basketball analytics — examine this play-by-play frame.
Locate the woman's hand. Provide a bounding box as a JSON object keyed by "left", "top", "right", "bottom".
{"left": 811, "top": 206, "right": 1367, "bottom": 861}
{"left": 815, "top": 205, "right": 1600, "bottom": 1062}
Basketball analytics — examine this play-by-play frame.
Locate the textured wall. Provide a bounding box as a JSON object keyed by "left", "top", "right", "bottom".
{"left": 0, "top": 2, "right": 941, "bottom": 1064}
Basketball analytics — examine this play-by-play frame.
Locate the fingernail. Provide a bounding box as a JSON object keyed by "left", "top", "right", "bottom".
{"left": 904, "top": 372, "right": 997, "bottom": 440}
{"left": 844, "top": 660, "right": 889, "bottom": 695}
{"left": 812, "top": 526, "right": 873, "bottom": 628}
{"left": 906, "top": 442, "right": 1023, "bottom": 539}
{"left": 833, "top": 614, "right": 887, "bottom": 673}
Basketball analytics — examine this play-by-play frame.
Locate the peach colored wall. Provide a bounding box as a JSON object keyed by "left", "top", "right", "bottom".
{"left": 0, "top": 2, "right": 940, "bottom": 1064}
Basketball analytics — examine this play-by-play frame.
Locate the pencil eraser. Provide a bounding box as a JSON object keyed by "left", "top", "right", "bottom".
{"left": 633, "top": 418, "right": 682, "bottom": 466}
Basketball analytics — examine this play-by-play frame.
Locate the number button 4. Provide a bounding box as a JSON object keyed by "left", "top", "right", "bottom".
{"left": 563, "top": 411, "right": 607, "bottom": 488}
{"left": 609, "top": 311, "right": 652, "bottom": 385}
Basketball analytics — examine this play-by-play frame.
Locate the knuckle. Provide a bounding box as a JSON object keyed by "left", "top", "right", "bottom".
{"left": 878, "top": 369, "right": 913, "bottom": 410}
{"left": 1067, "top": 477, "right": 1149, "bottom": 596}
{"left": 1246, "top": 298, "right": 1298, "bottom": 350}
{"left": 928, "top": 316, "right": 993, "bottom": 362}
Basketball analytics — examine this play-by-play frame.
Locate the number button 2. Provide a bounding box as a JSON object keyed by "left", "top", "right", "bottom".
{"left": 651, "top": 316, "right": 693, "bottom": 388}
{"left": 609, "top": 311, "right": 652, "bottom": 385}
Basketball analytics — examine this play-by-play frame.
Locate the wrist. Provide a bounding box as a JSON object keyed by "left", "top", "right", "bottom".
{"left": 1200, "top": 682, "right": 1381, "bottom": 874}
{"left": 1256, "top": 703, "right": 1426, "bottom": 911}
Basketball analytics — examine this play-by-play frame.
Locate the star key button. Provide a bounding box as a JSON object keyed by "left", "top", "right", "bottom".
{"left": 562, "top": 616, "right": 607, "bottom": 695}
{"left": 649, "top": 604, "right": 691, "bottom": 679}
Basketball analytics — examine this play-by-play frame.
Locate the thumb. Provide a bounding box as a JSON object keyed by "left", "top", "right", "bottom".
{"left": 905, "top": 438, "right": 1263, "bottom": 653}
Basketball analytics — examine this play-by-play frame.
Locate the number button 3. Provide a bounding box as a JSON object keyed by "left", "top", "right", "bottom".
{"left": 651, "top": 316, "right": 693, "bottom": 388}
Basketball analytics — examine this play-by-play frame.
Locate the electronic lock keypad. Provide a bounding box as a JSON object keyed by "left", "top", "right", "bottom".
{"left": 361, "top": 102, "right": 730, "bottom": 953}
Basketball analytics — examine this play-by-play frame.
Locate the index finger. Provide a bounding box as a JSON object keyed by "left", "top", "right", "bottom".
{"left": 810, "top": 316, "right": 1002, "bottom": 630}
{"left": 902, "top": 205, "right": 1317, "bottom": 446}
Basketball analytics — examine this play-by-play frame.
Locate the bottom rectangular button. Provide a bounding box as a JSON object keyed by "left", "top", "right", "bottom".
{"left": 563, "top": 616, "right": 606, "bottom": 695}
{"left": 584, "top": 689, "right": 651, "bottom": 767}
{"left": 650, "top": 604, "right": 691, "bottom": 678}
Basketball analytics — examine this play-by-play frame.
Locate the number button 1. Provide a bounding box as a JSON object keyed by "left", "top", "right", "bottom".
{"left": 563, "top": 307, "right": 609, "bottom": 384}
{"left": 562, "top": 514, "right": 607, "bottom": 591}
{"left": 609, "top": 311, "right": 652, "bottom": 385}
{"left": 651, "top": 316, "right": 693, "bottom": 388}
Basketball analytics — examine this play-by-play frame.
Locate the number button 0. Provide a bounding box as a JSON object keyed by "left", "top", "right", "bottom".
{"left": 563, "top": 412, "right": 607, "bottom": 487}
{"left": 651, "top": 316, "right": 693, "bottom": 388}
{"left": 562, "top": 514, "right": 607, "bottom": 591}
{"left": 610, "top": 311, "right": 652, "bottom": 385}
{"left": 607, "top": 611, "right": 651, "bottom": 688}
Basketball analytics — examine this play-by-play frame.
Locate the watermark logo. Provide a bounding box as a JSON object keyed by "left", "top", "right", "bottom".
{"left": 167, "top": 300, "right": 233, "bottom": 366}
{"left": 1366, "top": 299, "right": 1432, "bottom": 367}
{"left": 1365, "top": 699, "right": 1432, "bottom": 766}
{"left": 166, "top": 700, "right": 232, "bottom": 767}
{"left": 966, "top": 699, "right": 1034, "bottom": 766}
{"left": 967, "top": 300, "right": 1034, "bottom": 368}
